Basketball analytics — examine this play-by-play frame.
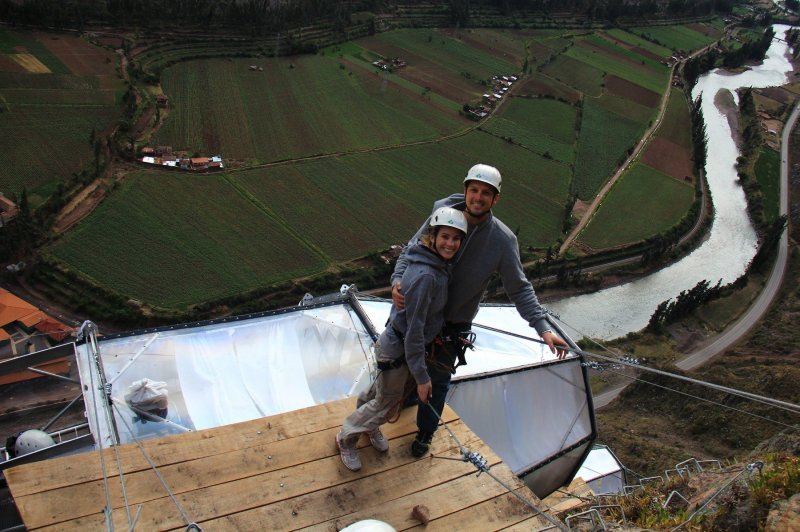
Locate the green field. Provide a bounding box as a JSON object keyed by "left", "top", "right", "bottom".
{"left": 541, "top": 54, "right": 606, "bottom": 97}
{"left": 565, "top": 38, "right": 668, "bottom": 94}
{"left": 0, "top": 31, "right": 123, "bottom": 202}
{"left": 630, "top": 25, "right": 719, "bottom": 52}
{"left": 597, "top": 92, "right": 657, "bottom": 124}
{"left": 754, "top": 147, "right": 781, "bottom": 223}
{"left": 482, "top": 97, "right": 577, "bottom": 164}
{"left": 154, "top": 55, "right": 464, "bottom": 162}
{"left": 49, "top": 171, "right": 327, "bottom": 308}
{"left": 52, "top": 129, "right": 571, "bottom": 307}
{"left": 36, "top": 19, "right": 709, "bottom": 308}
{"left": 604, "top": 29, "right": 675, "bottom": 59}
{"left": 578, "top": 164, "right": 695, "bottom": 249}
{"left": 572, "top": 98, "right": 647, "bottom": 200}
{"left": 373, "top": 28, "right": 520, "bottom": 83}
{"left": 657, "top": 90, "right": 694, "bottom": 147}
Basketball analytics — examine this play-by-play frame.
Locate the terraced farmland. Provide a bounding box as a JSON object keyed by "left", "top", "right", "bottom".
{"left": 0, "top": 30, "right": 124, "bottom": 203}
{"left": 41, "top": 19, "right": 726, "bottom": 308}
{"left": 154, "top": 55, "right": 466, "bottom": 162}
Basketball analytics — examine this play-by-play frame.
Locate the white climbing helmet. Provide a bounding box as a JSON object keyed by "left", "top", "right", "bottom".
{"left": 430, "top": 206, "right": 468, "bottom": 234}
{"left": 464, "top": 163, "right": 502, "bottom": 193}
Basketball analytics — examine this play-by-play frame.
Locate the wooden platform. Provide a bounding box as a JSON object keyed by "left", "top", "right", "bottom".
{"left": 5, "top": 398, "right": 560, "bottom": 530}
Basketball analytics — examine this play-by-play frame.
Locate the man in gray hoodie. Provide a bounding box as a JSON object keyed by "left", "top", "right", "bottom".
{"left": 392, "top": 163, "right": 569, "bottom": 457}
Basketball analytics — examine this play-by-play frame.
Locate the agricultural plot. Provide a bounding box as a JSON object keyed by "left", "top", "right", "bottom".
{"left": 442, "top": 28, "right": 528, "bottom": 67}
{"left": 0, "top": 28, "right": 70, "bottom": 74}
{"left": 754, "top": 147, "right": 781, "bottom": 223}
{"left": 566, "top": 38, "right": 668, "bottom": 94}
{"left": 572, "top": 98, "right": 648, "bottom": 200}
{"left": 655, "top": 91, "right": 693, "bottom": 148}
{"left": 630, "top": 25, "right": 718, "bottom": 53}
{"left": 601, "top": 29, "right": 674, "bottom": 60}
{"left": 154, "top": 56, "right": 464, "bottom": 163}
{"left": 354, "top": 30, "right": 518, "bottom": 106}
{"left": 641, "top": 91, "right": 694, "bottom": 181}
{"left": 42, "top": 17, "right": 722, "bottom": 307}
{"left": 0, "top": 30, "right": 123, "bottom": 201}
{"left": 35, "top": 32, "right": 118, "bottom": 76}
{"left": 583, "top": 34, "right": 667, "bottom": 72}
{"left": 49, "top": 171, "right": 326, "bottom": 308}
{"left": 596, "top": 92, "right": 657, "bottom": 124}
{"left": 235, "top": 129, "right": 570, "bottom": 259}
{"left": 516, "top": 73, "right": 581, "bottom": 104}
{"left": 541, "top": 54, "right": 605, "bottom": 97}
{"left": 482, "top": 97, "right": 577, "bottom": 164}
{"left": 577, "top": 163, "right": 695, "bottom": 249}
{"left": 604, "top": 75, "right": 660, "bottom": 108}
{"left": 372, "top": 29, "right": 520, "bottom": 82}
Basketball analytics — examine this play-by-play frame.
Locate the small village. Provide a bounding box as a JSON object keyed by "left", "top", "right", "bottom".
{"left": 466, "top": 74, "right": 518, "bottom": 120}
{"left": 139, "top": 145, "right": 224, "bottom": 171}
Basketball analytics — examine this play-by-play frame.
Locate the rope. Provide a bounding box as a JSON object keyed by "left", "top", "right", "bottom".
{"left": 112, "top": 402, "right": 204, "bottom": 531}
{"left": 471, "top": 322, "right": 800, "bottom": 415}
{"left": 424, "top": 402, "right": 569, "bottom": 532}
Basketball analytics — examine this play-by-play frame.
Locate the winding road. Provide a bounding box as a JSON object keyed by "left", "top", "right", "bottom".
{"left": 593, "top": 101, "right": 798, "bottom": 408}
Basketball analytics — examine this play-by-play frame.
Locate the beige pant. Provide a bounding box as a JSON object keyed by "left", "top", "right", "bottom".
{"left": 340, "top": 348, "right": 408, "bottom": 447}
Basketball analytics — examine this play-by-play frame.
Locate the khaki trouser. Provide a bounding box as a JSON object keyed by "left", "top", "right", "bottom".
{"left": 340, "top": 346, "right": 408, "bottom": 447}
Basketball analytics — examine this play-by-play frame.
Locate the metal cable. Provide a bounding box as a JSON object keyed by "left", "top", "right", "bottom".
{"left": 424, "top": 402, "right": 569, "bottom": 532}
{"left": 598, "top": 366, "right": 799, "bottom": 431}
{"left": 112, "top": 402, "right": 203, "bottom": 531}
{"left": 81, "top": 321, "right": 133, "bottom": 530}
{"left": 472, "top": 322, "right": 800, "bottom": 415}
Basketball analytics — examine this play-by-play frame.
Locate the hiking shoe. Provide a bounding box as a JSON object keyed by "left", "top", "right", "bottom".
{"left": 367, "top": 428, "right": 389, "bottom": 453}
{"left": 411, "top": 431, "right": 433, "bottom": 458}
{"left": 336, "top": 431, "right": 362, "bottom": 471}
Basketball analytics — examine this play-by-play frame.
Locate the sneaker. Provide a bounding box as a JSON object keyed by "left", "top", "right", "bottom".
{"left": 411, "top": 431, "right": 433, "bottom": 458}
{"left": 336, "top": 431, "right": 362, "bottom": 471}
{"left": 367, "top": 428, "right": 389, "bottom": 453}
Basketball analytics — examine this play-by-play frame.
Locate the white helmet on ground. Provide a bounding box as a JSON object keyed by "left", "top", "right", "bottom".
{"left": 464, "top": 163, "right": 502, "bottom": 193}
{"left": 430, "top": 206, "right": 468, "bottom": 234}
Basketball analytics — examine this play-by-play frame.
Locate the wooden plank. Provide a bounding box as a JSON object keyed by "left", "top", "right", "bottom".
{"left": 305, "top": 454, "right": 539, "bottom": 531}
{"left": 7, "top": 398, "right": 457, "bottom": 497}
{"left": 416, "top": 488, "right": 552, "bottom": 531}
{"left": 22, "top": 405, "right": 467, "bottom": 530}
{"left": 16, "top": 417, "right": 426, "bottom": 527}
{"left": 540, "top": 477, "right": 595, "bottom": 515}
{"left": 177, "top": 429, "right": 498, "bottom": 532}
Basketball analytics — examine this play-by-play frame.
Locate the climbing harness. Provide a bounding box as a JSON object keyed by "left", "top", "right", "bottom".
{"left": 427, "top": 327, "right": 476, "bottom": 374}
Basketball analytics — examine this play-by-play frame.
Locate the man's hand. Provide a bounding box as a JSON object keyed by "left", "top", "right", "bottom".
{"left": 417, "top": 382, "right": 433, "bottom": 404}
{"left": 543, "top": 331, "right": 570, "bottom": 359}
{"left": 392, "top": 283, "right": 405, "bottom": 310}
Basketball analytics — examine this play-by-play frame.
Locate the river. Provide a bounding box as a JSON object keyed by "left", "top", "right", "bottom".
{"left": 547, "top": 24, "right": 795, "bottom": 340}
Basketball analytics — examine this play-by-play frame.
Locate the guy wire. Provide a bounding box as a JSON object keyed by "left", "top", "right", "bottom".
{"left": 471, "top": 322, "right": 800, "bottom": 415}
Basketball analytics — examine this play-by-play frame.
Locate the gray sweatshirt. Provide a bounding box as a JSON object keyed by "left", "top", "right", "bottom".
{"left": 391, "top": 194, "right": 550, "bottom": 335}
{"left": 380, "top": 243, "right": 449, "bottom": 385}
